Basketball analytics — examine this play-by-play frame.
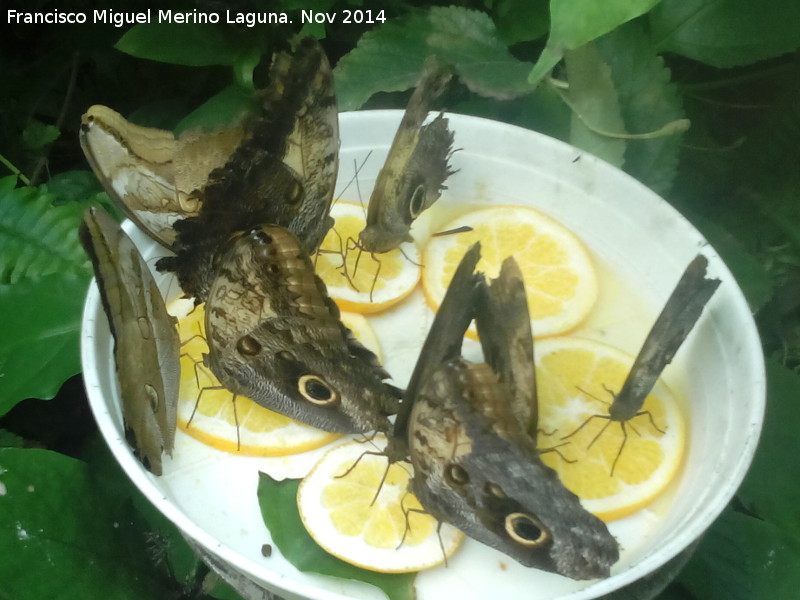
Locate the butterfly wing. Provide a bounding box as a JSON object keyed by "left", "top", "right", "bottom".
{"left": 408, "top": 358, "right": 619, "bottom": 579}
{"left": 80, "top": 207, "right": 179, "bottom": 475}
{"left": 80, "top": 105, "right": 244, "bottom": 248}
{"left": 204, "top": 225, "right": 398, "bottom": 433}
{"left": 474, "top": 256, "right": 537, "bottom": 434}
{"left": 359, "top": 57, "right": 455, "bottom": 253}
{"left": 611, "top": 253, "right": 721, "bottom": 421}
{"left": 159, "top": 36, "right": 339, "bottom": 301}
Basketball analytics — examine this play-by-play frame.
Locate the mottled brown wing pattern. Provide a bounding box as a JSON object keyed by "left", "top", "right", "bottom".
{"left": 79, "top": 207, "right": 179, "bottom": 475}
{"left": 205, "top": 225, "right": 399, "bottom": 434}
{"left": 159, "top": 37, "right": 339, "bottom": 302}
{"left": 359, "top": 57, "right": 455, "bottom": 253}
{"left": 400, "top": 245, "right": 619, "bottom": 579}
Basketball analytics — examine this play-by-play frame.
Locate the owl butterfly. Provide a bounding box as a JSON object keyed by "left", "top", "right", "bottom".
{"left": 564, "top": 253, "right": 721, "bottom": 474}
{"left": 204, "top": 223, "right": 399, "bottom": 433}
{"left": 358, "top": 56, "right": 455, "bottom": 254}
{"left": 391, "top": 244, "right": 619, "bottom": 580}
{"left": 79, "top": 207, "right": 179, "bottom": 476}
{"left": 79, "top": 106, "right": 245, "bottom": 249}
{"left": 158, "top": 36, "right": 339, "bottom": 302}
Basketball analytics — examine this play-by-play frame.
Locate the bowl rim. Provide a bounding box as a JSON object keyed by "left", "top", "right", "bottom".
{"left": 81, "top": 108, "right": 767, "bottom": 600}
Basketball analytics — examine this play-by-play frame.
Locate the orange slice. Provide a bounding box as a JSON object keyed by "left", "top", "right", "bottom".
{"left": 534, "top": 336, "right": 686, "bottom": 522}
{"left": 422, "top": 205, "right": 597, "bottom": 338}
{"left": 314, "top": 201, "right": 421, "bottom": 314}
{"left": 298, "top": 437, "right": 464, "bottom": 572}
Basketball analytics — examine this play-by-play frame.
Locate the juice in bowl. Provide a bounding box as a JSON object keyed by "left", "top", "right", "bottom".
{"left": 81, "top": 111, "right": 765, "bottom": 600}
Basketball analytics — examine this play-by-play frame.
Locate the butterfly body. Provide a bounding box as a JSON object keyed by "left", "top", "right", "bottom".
{"left": 359, "top": 57, "right": 455, "bottom": 253}
{"left": 409, "top": 357, "right": 619, "bottom": 579}
{"left": 395, "top": 244, "right": 618, "bottom": 579}
{"left": 609, "top": 254, "right": 720, "bottom": 421}
{"left": 80, "top": 207, "right": 179, "bottom": 475}
{"left": 205, "top": 225, "right": 398, "bottom": 433}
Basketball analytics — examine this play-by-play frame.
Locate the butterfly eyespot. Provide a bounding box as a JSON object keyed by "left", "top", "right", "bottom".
{"left": 408, "top": 184, "right": 426, "bottom": 219}
{"left": 236, "top": 335, "right": 262, "bottom": 356}
{"left": 298, "top": 374, "right": 339, "bottom": 406}
{"left": 444, "top": 462, "right": 470, "bottom": 485}
{"left": 485, "top": 482, "right": 506, "bottom": 498}
{"left": 248, "top": 229, "right": 273, "bottom": 245}
{"left": 505, "top": 513, "right": 549, "bottom": 547}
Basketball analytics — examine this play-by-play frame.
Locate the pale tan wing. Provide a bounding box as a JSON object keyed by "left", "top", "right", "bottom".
{"left": 80, "top": 105, "right": 244, "bottom": 248}
{"left": 80, "top": 207, "right": 179, "bottom": 475}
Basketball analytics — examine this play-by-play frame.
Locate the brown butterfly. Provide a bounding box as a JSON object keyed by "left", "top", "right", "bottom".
{"left": 79, "top": 206, "right": 179, "bottom": 475}
{"left": 358, "top": 56, "right": 455, "bottom": 254}
{"left": 203, "top": 224, "right": 400, "bottom": 433}
{"left": 563, "top": 253, "right": 721, "bottom": 474}
{"left": 157, "top": 36, "right": 339, "bottom": 302}
{"left": 79, "top": 105, "right": 245, "bottom": 248}
{"left": 391, "top": 244, "right": 619, "bottom": 580}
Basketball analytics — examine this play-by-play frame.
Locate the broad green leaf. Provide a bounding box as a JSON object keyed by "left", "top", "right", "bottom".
{"left": 334, "top": 6, "right": 533, "bottom": 110}
{"left": 175, "top": 85, "right": 259, "bottom": 135}
{"left": 562, "top": 43, "right": 626, "bottom": 167}
{"left": 0, "top": 272, "right": 89, "bottom": 415}
{"left": 116, "top": 23, "right": 252, "bottom": 67}
{"left": 595, "top": 22, "right": 687, "bottom": 193}
{"left": 677, "top": 509, "right": 800, "bottom": 599}
{"left": 21, "top": 120, "right": 60, "bottom": 150}
{"left": 492, "top": 0, "right": 549, "bottom": 44}
{"left": 257, "top": 473, "right": 416, "bottom": 600}
{"left": 737, "top": 361, "right": 800, "bottom": 538}
{"left": 0, "top": 176, "right": 90, "bottom": 284}
{"left": 528, "top": 0, "right": 662, "bottom": 85}
{"left": 0, "top": 447, "right": 172, "bottom": 599}
{"left": 650, "top": 0, "right": 800, "bottom": 68}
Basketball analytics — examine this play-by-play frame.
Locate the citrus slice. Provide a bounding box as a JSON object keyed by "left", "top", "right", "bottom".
{"left": 172, "top": 303, "right": 387, "bottom": 456}
{"left": 298, "top": 437, "right": 464, "bottom": 573}
{"left": 314, "top": 201, "right": 421, "bottom": 314}
{"left": 422, "top": 205, "right": 597, "bottom": 338}
{"left": 534, "top": 336, "right": 686, "bottom": 522}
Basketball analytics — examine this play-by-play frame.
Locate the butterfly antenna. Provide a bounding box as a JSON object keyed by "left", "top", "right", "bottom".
{"left": 334, "top": 151, "right": 372, "bottom": 202}
{"left": 232, "top": 394, "right": 241, "bottom": 451}
{"left": 369, "top": 252, "right": 382, "bottom": 303}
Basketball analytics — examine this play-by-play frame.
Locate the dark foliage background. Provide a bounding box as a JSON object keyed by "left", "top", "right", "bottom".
{"left": 1, "top": 0, "right": 799, "bottom": 598}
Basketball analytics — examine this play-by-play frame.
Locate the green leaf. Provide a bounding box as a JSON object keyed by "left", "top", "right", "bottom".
{"left": 175, "top": 85, "right": 258, "bottom": 135}
{"left": 0, "top": 272, "right": 89, "bottom": 414}
{"left": 334, "top": 6, "right": 533, "bottom": 110}
{"left": 737, "top": 360, "right": 800, "bottom": 538}
{"left": 492, "top": 0, "right": 550, "bottom": 44}
{"left": 687, "top": 215, "right": 772, "bottom": 311}
{"left": 0, "top": 447, "right": 172, "bottom": 599}
{"left": 0, "top": 176, "right": 90, "bottom": 284}
{"left": 650, "top": 0, "right": 800, "bottom": 68}
{"left": 257, "top": 474, "right": 417, "bottom": 600}
{"left": 529, "top": 0, "right": 662, "bottom": 85}
{"left": 0, "top": 430, "right": 24, "bottom": 448}
{"left": 46, "top": 170, "right": 105, "bottom": 205}
{"left": 677, "top": 509, "right": 800, "bottom": 599}
{"left": 594, "top": 22, "right": 687, "bottom": 193}
{"left": 115, "top": 23, "right": 252, "bottom": 67}
{"left": 21, "top": 120, "right": 60, "bottom": 150}
{"left": 562, "top": 43, "right": 627, "bottom": 167}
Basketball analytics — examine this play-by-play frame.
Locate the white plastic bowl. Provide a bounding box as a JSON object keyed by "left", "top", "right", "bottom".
{"left": 81, "top": 110, "right": 765, "bottom": 600}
